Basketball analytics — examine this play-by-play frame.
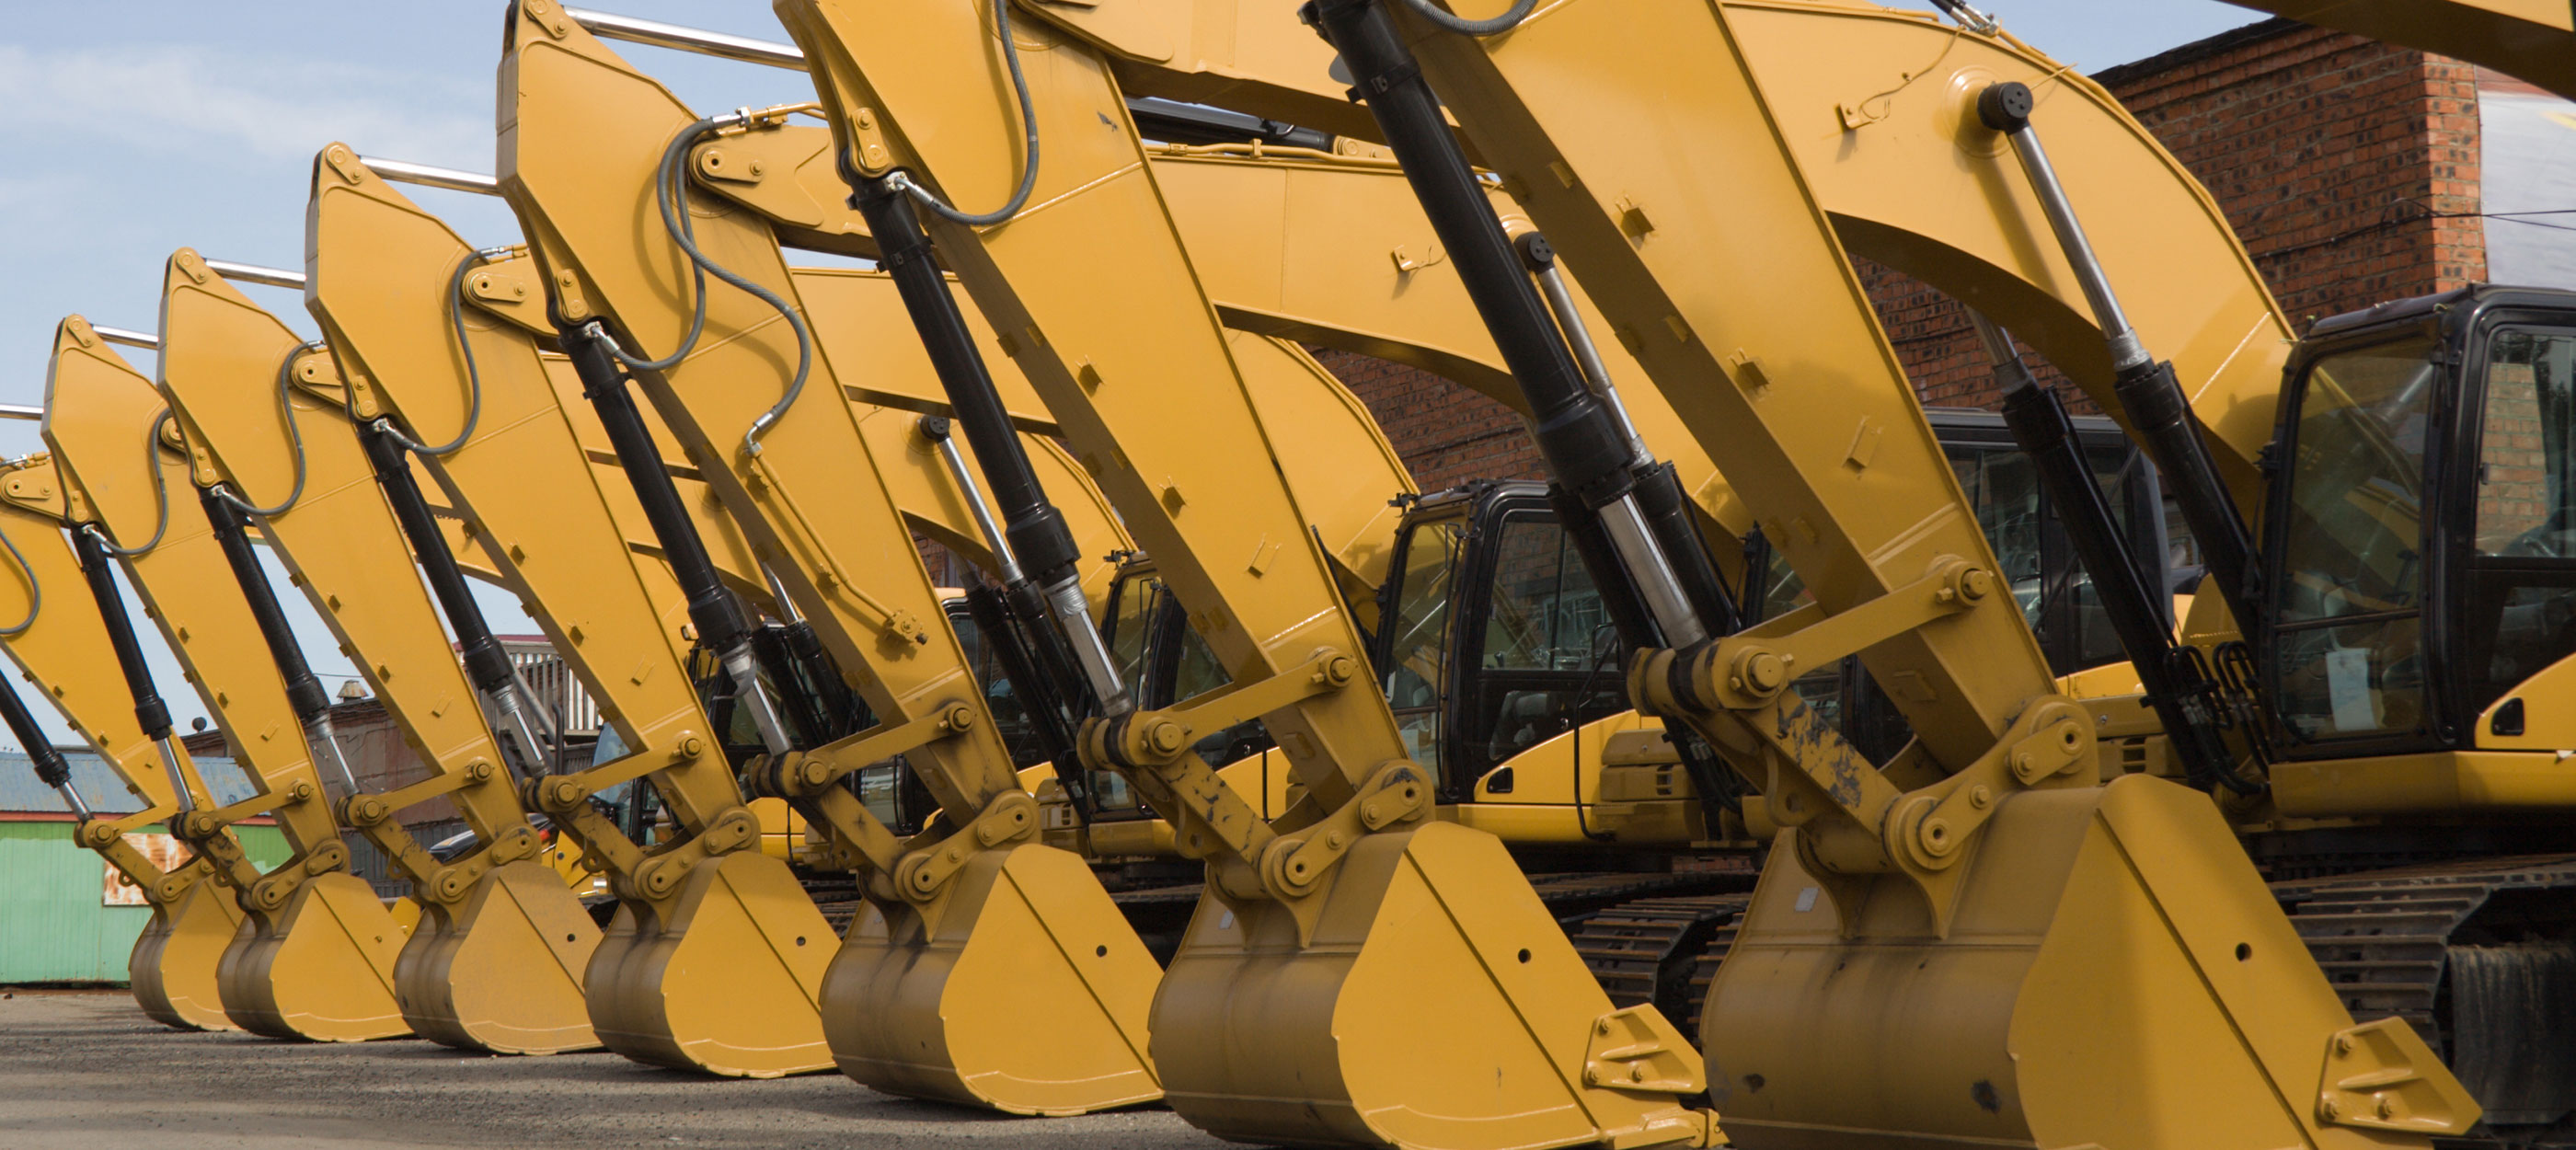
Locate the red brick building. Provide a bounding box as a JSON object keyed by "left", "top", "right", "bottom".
{"left": 1328, "top": 17, "right": 2493, "bottom": 483}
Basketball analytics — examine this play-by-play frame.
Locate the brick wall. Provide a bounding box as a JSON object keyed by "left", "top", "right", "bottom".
{"left": 1322, "top": 17, "right": 2490, "bottom": 488}
{"left": 1313, "top": 347, "right": 1545, "bottom": 490}
{"left": 1876, "top": 18, "right": 2487, "bottom": 412}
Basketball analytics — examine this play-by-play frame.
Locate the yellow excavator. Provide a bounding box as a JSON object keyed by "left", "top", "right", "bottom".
{"left": 300, "top": 132, "right": 1195, "bottom": 1097}
{"left": 768, "top": 0, "right": 2501, "bottom": 1146}
{"left": 525, "top": 19, "right": 2166, "bottom": 1041}
{"left": 8, "top": 0, "right": 2545, "bottom": 1144}
{"left": 0, "top": 455, "right": 260, "bottom": 1033}
{"left": 38, "top": 327, "right": 421, "bottom": 1042}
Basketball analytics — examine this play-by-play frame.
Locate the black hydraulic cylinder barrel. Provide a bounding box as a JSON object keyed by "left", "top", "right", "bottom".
{"left": 356, "top": 424, "right": 516, "bottom": 696}
{"left": 71, "top": 527, "right": 172, "bottom": 739}
{"left": 0, "top": 675, "right": 72, "bottom": 788}
{"left": 558, "top": 323, "right": 754, "bottom": 656}
{"left": 2115, "top": 360, "right": 2260, "bottom": 626}
{"left": 849, "top": 179, "right": 1083, "bottom": 586}
{"left": 962, "top": 584, "right": 1086, "bottom": 804}
{"left": 778, "top": 619, "right": 861, "bottom": 736}
{"left": 197, "top": 488, "right": 333, "bottom": 722}
{"left": 1305, "top": 0, "right": 1636, "bottom": 512}
{"left": 1998, "top": 381, "right": 2233, "bottom": 786}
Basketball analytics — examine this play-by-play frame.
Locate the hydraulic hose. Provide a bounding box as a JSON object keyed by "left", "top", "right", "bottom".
{"left": 218, "top": 341, "right": 319, "bottom": 518}
{"left": 369, "top": 248, "right": 505, "bottom": 457}
{"left": 589, "top": 115, "right": 810, "bottom": 456}
{"left": 880, "top": 0, "right": 1041, "bottom": 227}
{"left": 87, "top": 412, "right": 175, "bottom": 558}
{"left": 0, "top": 523, "right": 38, "bottom": 637}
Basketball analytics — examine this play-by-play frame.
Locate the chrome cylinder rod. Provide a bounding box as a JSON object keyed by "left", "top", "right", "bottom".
{"left": 920, "top": 417, "right": 1027, "bottom": 586}
{"left": 1980, "top": 86, "right": 2146, "bottom": 371}
{"left": 93, "top": 326, "right": 159, "bottom": 350}
{"left": 1045, "top": 575, "right": 1132, "bottom": 715}
{"left": 1599, "top": 496, "right": 1709, "bottom": 648}
{"left": 566, "top": 7, "right": 806, "bottom": 69}
{"left": 760, "top": 564, "right": 807, "bottom": 626}
{"left": 155, "top": 738, "right": 196, "bottom": 814}
{"left": 204, "top": 259, "right": 306, "bottom": 290}
{"left": 1963, "top": 310, "right": 2031, "bottom": 391}
{"left": 356, "top": 156, "right": 501, "bottom": 196}
{"left": 1524, "top": 236, "right": 1651, "bottom": 465}
{"left": 722, "top": 648, "right": 796, "bottom": 756}
{"left": 304, "top": 712, "right": 364, "bottom": 797}
{"left": 0, "top": 405, "right": 41, "bottom": 421}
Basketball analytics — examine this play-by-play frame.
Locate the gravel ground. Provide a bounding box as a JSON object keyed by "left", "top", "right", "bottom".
{"left": 0, "top": 989, "right": 1234, "bottom": 1149}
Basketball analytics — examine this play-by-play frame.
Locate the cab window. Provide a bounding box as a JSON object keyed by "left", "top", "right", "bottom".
{"left": 2463, "top": 328, "right": 2576, "bottom": 718}
{"left": 2270, "top": 336, "right": 2437, "bottom": 742}
{"left": 1381, "top": 517, "right": 1463, "bottom": 775}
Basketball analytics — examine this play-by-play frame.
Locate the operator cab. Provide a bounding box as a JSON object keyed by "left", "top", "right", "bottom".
{"left": 2261, "top": 284, "right": 2576, "bottom": 756}
{"left": 1750, "top": 408, "right": 2166, "bottom": 760}
{"left": 1085, "top": 405, "right": 2162, "bottom": 811}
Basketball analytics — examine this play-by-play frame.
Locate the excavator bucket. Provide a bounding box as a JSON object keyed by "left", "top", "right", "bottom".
{"left": 829, "top": 845, "right": 1160, "bottom": 1115}
{"left": 216, "top": 871, "right": 411, "bottom": 1041}
{"left": 1153, "top": 822, "right": 1714, "bottom": 1149}
{"left": 126, "top": 873, "right": 246, "bottom": 1031}
{"left": 583, "top": 851, "right": 834, "bottom": 1077}
{"left": 392, "top": 860, "right": 603, "bottom": 1054}
{"left": 1707, "top": 774, "right": 2479, "bottom": 1147}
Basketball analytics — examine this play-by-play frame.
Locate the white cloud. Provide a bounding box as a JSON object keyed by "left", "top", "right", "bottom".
{"left": 0, "top": 41, "right": 490, "bottom": 169}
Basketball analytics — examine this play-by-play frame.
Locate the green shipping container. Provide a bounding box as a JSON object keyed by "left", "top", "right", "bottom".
{"left": 0, "top": 821, "right": 293, "bottom": 984}
{"left": 0, "top": 750, "right": 289, "bottom": 983}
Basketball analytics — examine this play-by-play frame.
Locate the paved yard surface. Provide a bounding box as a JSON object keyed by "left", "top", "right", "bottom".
{"left": 0, "top": 990, "right": 1230, "bottom": 1149}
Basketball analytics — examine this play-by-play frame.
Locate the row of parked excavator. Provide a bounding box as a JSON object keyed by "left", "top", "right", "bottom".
{"left": 13, "top": 1, "right": 2576, "bottom": 1147}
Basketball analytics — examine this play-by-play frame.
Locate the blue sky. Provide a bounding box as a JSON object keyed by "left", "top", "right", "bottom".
{"left": 0, "top": 0, "right": 2261, "bottom": 752}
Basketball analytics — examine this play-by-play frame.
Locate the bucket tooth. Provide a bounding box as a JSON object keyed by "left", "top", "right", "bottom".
{"left": 127, "top": 877, "right": 246, "bottom": 1031}
{"left": 1155, "top": 822, "right": 1714, "bottom": 1150}
{"left": 215, "top": 871, "right": 412, "bottom": 1041}
{"left": 1706, "top": 775, "right": 2479, "bottom": 1148}
{"left": 825, "top": 844, "right": 1161, "bottom": 1115}
{"left": 587, "top": 850, "right": 834, "bottom": 1077}
{"left": 393, "top": 860, "right": 602, "bottom": 1055}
